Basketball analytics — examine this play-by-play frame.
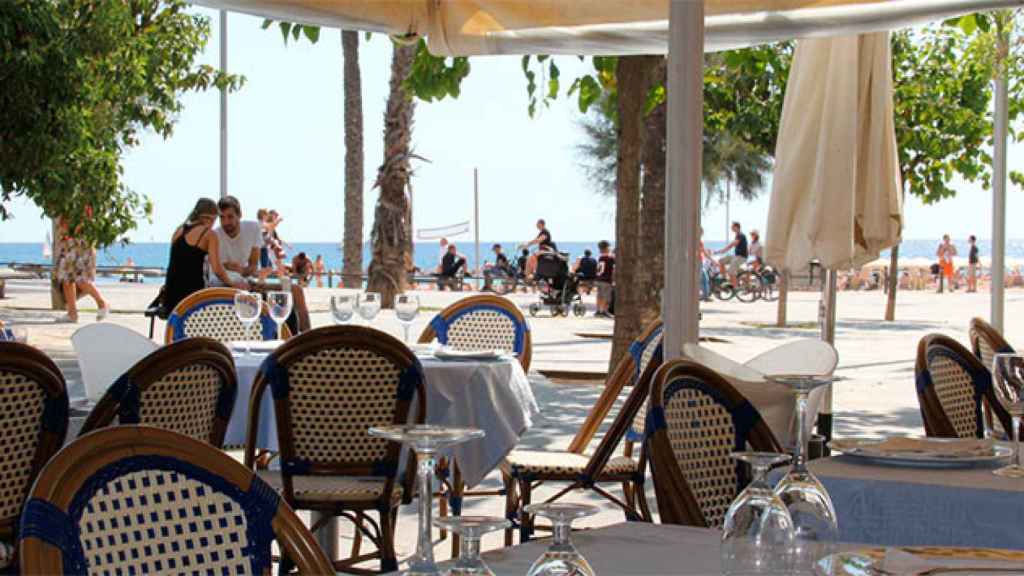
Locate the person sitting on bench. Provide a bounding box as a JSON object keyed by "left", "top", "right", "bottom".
{"left": 437, "top": 244, "right": 467, "bottom": 291}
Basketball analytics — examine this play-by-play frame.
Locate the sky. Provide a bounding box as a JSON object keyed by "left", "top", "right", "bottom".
{"left": 1, "top": 7, "right": 1022, "bottom": 245}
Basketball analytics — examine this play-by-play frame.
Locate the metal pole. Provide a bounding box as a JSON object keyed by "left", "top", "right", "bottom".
{"left": 473, "top": 168, "right": 480, "bottom": 289}
{"left": 664, "top": 0, "right": 704, "bottom": 356}
{"left": 219, "top": 10, "right": 228, "bottom": 199}
{"left": 818, "top": 268, "right": 838, "bottom": 451}
{"left": 991, "top": 27, "right": 1009, "bottom": 333}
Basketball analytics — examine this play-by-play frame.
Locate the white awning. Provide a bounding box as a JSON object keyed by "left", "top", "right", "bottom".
{"left": 192, "top": 0, "right": 1022, "bottom": 55}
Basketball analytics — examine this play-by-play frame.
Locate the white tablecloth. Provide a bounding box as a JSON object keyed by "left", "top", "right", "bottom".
{"left": 226, "top": 351, "right": 538, "bottom": 487}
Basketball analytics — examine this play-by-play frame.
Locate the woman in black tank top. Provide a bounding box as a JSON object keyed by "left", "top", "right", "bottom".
{"left": 163, "top": 198, "right": 238, "bottom": 312}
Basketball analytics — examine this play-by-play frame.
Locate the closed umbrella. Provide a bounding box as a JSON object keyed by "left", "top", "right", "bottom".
{"left": 765, "top": 32, "right": 902, "bottom": 272}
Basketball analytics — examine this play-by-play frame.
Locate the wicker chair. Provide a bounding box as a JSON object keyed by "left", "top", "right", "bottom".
{"left": 78, "top": 337, "right": 237, "bottom": 447}
{"left": 418, "top": 294, "right": 532, "bottom": 372}
{"left": 970, "top": 317, "right": 1016, "bottom": 374}
{"left": 915, "top": 333, "right": 1013, "bottom": 439}
{"left": 0, "top": 342, "right": 68, "bottom": 571}
{"left": 18, "top": 426, "right": 332, "bottom": 575}
{"left": 501, "top": 319, "right": 663, "bottom": 545}
{"left": 645, "top": 359, "right": 782, "bottom": 528}
{"left": 165, "top": 287, "right": 291, "bottom": 344}
{"left": 244, "top": 325, "right": 425, "bottom": 573}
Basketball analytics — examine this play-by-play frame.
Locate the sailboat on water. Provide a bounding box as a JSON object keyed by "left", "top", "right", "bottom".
{"left": 42, "top": 230, "right": 52, "bottom": 260}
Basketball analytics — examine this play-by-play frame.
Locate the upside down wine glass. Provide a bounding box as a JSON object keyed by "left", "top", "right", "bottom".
{"left": 721, "top": 452, "right": 795, "bottom": 575}
{"left": 524, "top": 503, "right": 598, "bottom": 576}
{"left": 993, "top": 353, "right": 1024, "bottom": 478}
{"left": 767, "top": 374, "right": 839, "bottom": 574}
{"left": 368, "top": 425, "right": 485, "bottom": 576}
{"left": 432, "top": 516, "right": 510, "bottom": 576}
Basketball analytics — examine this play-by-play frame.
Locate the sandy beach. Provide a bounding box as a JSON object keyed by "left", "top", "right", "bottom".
{"left": 1, "top": 278, "right": 1016, "bottom": 562}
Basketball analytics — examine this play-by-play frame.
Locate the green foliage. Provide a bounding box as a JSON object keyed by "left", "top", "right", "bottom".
{"left": 891, "top": 26, "right": 994, "bottom": 203}
{"left": 1, "top": 0, "right": 242, "bottom": 246}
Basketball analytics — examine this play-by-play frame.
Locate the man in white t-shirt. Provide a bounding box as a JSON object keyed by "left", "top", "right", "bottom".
{"left": 209, "top": 195, "right": 261, "bottom": 285}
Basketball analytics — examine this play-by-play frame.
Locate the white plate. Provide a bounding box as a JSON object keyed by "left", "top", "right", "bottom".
{"left": 432, "top": 347, "right": 506, "bottom": 361}
{"left": 229, "top": 340, "right": 284, "bottom": 354}
{"left": 831, "top": 438, "right": 1012, "bottom": 468}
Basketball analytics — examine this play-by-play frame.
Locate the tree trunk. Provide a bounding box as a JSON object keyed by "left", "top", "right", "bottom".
{"left": 884, "top": 243, "right": 899, "bottom": 321}
{"left": 341, "top": 30, "right": 364, "bottom": 290}
{"left": 367, "top": 41, "right": 417, "bottom": 308}
{"left": 638, "top": 59, "right": 667, "bottom": 325}
{"left": 50, "top": 219, "right": 65, "bottom": 310}
{"left": 776, "top": 270, "right": 788, "bottom": 327}
{"left": 609, "top": 55, "right": 660, "bottom": 372}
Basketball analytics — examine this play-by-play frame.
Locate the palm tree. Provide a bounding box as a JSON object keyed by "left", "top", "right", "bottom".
{"left": 367, "top": 41, "right": 417, "bottom": 307}
{"left": 341, "top": 30, "right": 364, "bottom": 290}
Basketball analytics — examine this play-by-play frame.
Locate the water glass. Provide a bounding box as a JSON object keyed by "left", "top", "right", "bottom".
{"left": 395, "top": 294, "right": 420, "bottom": 343}
{"left": 432, "top": 516, "right": 509, "bottom": 576}
{"left": 266, "top": 290, "right": 292, "bottom": 340}
{"left": 330, "top": 294, "right": 356, "bottom": 324}
{"left": 768, "top": 374, "right": 839, "bottom": 574}
{"left": 524, "top": 503, "right": 597, "bottom": 576}
{"left": 721, "top": 452, "right": 795, "bottom": 575}
{"left": 233, "top": 292, "right": 261, "bottom": 355}
{"left": 358, "top": 292, "right": 381, "bottom": 324}
{"left": 993, "top": 353, "right": 1024, "bottom": 478}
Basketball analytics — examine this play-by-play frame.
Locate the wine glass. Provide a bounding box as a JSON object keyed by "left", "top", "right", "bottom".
{"left": 358, "top": 292, "right": 381, "bottom": 324}
{"left": 330, "top": 294, "right": 356, "bottom": 325}
{"left": 266, "top": 290, "right": 292, "bottom": 340}
{"left": 993, "top": 353, "right": 1024, "bottom": 478}
{"left": 768, "top": 374, "right": 839, "bottom": 575}
{"left": 524, "top": 502, "right": 598, "bottom": 576}
{"left": 368, "top": 425, "right": 485, "bottom": 576}
{"left": 233, "top": 292, "right": 262, "bottom": 355}
{"left": 395, "top": 294, "right": 420, "bottom": 343}
{"left": 721, "top": 452, "right": 795, "bottom": 575}
{"left": 432, "top": 516, "right": 509, "bottom": 576}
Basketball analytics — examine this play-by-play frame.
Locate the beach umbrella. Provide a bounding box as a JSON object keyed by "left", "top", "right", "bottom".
{"left": 191, "top": 0, "right": 1021, "bottom": 358}
{"left": 764, "top": 32, "right": 902, "bottom": 273}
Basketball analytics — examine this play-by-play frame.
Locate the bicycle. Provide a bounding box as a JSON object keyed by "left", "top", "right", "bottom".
{"left": 734, "top": 266, "right": 778, "bottom": 303}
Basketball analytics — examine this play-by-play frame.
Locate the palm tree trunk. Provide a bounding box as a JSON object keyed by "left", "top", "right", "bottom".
{"left": 341, "top": 30, "right": 364, "bottom": 290}
{"left": 341, "top": 31, "right": 364, "bottom": 289}
{"left": 609, "top": 55, "right": 660, "bottom": 372}
{"left": 638, "top": 59, "right": 667, "bottom": 324}
{"left": 884, "top": 244, "right": 899, "bottom": 321}
{"left": 368, "top": 41, "right": 417, "bottom": 308}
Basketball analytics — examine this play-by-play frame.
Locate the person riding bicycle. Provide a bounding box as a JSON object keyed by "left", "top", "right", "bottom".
{"left": 748, "top": 230, "right": 764, "bottom": 272}
{"left": 716, "top": 221, "right": 748, "bottom": 286}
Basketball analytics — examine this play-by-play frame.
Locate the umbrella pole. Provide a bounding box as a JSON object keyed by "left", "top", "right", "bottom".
{"left": 219, "top": 9, "right": 228, "bottom": 199}
{"left": 991, "top": 28, "right": 1009, "bottom": 333}
{"left": 818, "top": 268, "right": 837, "bottom": 453}
{"left": 663, "top": 0, "right": 704, "bottom": 359}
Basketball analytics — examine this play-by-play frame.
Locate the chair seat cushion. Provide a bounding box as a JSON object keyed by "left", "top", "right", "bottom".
{"left": 258, "top": 471, "right": 403, "bottom": 504}
{"left": 502, "top": 450, "right": 637, "bottom": 479}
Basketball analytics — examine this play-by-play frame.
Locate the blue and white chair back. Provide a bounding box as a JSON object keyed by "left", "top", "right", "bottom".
{"left": 164, "top": 287, "right": 283, "bottom": 344}
{"left": 418, "top": 295, "right": 532, "bottom": 371}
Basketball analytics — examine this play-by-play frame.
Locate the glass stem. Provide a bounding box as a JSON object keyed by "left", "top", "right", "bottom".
{"left": 1014, "top": 416, "right": 1022, "bottom": 468}
{"left": 412, "top": 450, "right": 437, "bottom": 571}
{"left": 461, "top": 536, "right": 481, "bottom": 562}
{"left": 403, "top": 323, "right": 410, "bottom": 344}
{"left": 794, "top": 390, "right": 808, "bottom": 471}
{"left": 552, "top": 522, "right": 571, "bottom": 548}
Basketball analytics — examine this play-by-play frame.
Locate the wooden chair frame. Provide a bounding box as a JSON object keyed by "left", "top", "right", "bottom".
{"left": 18, "top": 426, "right": 332, "bottom": 574}
{"left": 418, "top": 294, "right": 532, "bottom": 372}
{"left": 645, "top": 359, "right": 782, "bottom": 528}
{"left": 501, "top": 319, "right": 664, "bottom": 545}
{"left": 970, "top": 317, "right": 1015, "bottom": 372}
{"left": 0, "top": 342, "right": 68, "bottom": 543}
{"left": 245, "top": 325, "right": 426, "bottom": 574}
{"left": 78, "top": 337, "right": 237, "bottom": 447}
{"left": 915, "top": 333, "right": 1014, "bottom": 439}
{"left": 164, "top": 287, "right": 292, "bottom": 344}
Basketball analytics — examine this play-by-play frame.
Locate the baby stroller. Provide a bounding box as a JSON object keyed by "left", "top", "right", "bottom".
{"left": 528, "top": 251, "right": 586, "bottom": 317}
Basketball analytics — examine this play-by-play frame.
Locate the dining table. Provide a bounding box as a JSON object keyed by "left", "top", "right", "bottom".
{"left": 226, "top": 344, "right": 539, "bottom": 488}
{"left": 771, "top": 452, "right": 1024, "bottom": 550}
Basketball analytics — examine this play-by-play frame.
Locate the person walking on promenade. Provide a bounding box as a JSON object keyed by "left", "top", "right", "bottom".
{"left": 594, "top": 240, "right": 615, "bottom": 318}
{"left": 967, "top": 235, "right": 979, "bottom": 293}
{"left": 55, "top": 216, "right": 110, "bottom": 323}
{"left": 936, "top": 234, "right": 958, "bottom": 293}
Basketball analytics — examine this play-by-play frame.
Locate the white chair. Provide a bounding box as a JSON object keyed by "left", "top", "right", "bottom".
{"left": 72, "top": 324, "right": 158, "bottom": 402}
{"left": 681, "top": 340, "right": 838, "bottom": 448}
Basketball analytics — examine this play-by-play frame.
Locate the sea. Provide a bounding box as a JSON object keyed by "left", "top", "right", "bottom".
{"left": 1, "top": 238, "right": 1022, "bottom": 284}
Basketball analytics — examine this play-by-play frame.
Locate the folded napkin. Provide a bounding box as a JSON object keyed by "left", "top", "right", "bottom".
{"left": 880, "top": 548, "right": 1024, "bottom": 574}
{"left": 869, "top": 437, "right": 995, "bottom": 457}
{"left": 433, "top": 348, "right": 506, "bottom": 361}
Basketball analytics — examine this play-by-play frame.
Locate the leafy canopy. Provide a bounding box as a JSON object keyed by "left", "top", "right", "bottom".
{"left": 0, "top": 0, "right": 242, "bottom": 246}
